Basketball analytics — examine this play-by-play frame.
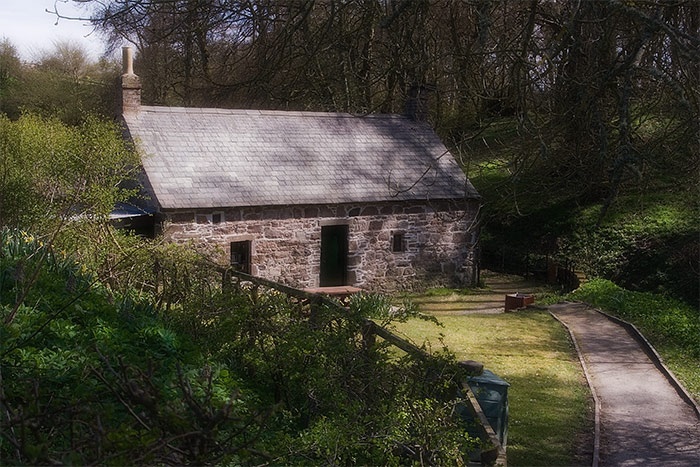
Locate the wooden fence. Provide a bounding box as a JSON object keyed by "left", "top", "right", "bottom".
{"left": 482, "top": 247, "right": 580, "bottom": 292}
{"left": 550, "top": 259, "right": 580, "bottom": 291}
{"left": 220, "top": 267, "right": 507, "bottom": 466}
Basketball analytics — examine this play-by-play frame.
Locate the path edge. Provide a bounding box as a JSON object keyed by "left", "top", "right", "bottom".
{"left": 549, "top": 308, "right": 600, "bottom": 467}
{"left": 586, "top": 304, "right": 700, "bottom": 418}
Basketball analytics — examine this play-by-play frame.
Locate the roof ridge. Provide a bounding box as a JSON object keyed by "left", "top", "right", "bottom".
{"left": 138, "top": 105, "right": 406, "bottom": 120}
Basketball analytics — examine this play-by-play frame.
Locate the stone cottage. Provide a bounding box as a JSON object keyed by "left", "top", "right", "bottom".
{"left": 119, "top": 48, "right": 481, "bottom": 291}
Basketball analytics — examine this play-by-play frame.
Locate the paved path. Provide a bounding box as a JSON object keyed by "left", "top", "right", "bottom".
{"left": 550, "top": 302, "right": 700, "bottom": 466}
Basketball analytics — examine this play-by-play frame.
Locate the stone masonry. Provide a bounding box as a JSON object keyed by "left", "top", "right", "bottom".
{"left": 119, "top": 49, "right": 481, "bottom": 292}
{"left": 163, "top": 199, "right": 480, "bottom": 292}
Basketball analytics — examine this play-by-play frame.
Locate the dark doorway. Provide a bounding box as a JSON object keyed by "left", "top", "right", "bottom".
{"left": 230, "top": 240, "right": 251, "bottom": 274}
{"left": 320, "top": 225, "right": 348, "bottom": 286}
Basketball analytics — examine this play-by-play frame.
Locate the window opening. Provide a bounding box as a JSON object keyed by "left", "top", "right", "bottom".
{"left": 392, "top": 233, "right": 406, "bottom": 252}
{"left": 197, "top": 212, "right": 224, "bottom": 224}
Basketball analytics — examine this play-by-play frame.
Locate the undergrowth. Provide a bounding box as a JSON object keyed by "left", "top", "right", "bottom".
{"left": 1, "top": 228, "right": 480, "bottom": 466}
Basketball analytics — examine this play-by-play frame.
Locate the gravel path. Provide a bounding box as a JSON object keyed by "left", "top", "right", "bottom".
{"left": 550, "top": 302, "right": 700, "bottom": 466}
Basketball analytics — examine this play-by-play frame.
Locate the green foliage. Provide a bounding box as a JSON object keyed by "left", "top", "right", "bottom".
{"left": 479, "top": 182, "right": 699, "bottom": 306}
{"left": 1, "top": 230, "right": 480, "bottom": 465}
{"left": 0, "top": 113, "right": 139, "bottom": 232}
{"left": 418, "top": 287, "right": 481, "bottom": 298}
{"left": 561, "top": 195, "right": 699, "bottom": 305}
{"left": 0, "top": 229, "right": 261, "bottom": 465}
{"left": 165, "top": 279, "right": 478, "bottom": 464}
{"left": 350, "top": 291, "right": 440, "bottom": 328}
{"left": 290, "top": 395, "right": 475, "bottom": 466}
{"left": 0, "top": 40, "right": 22, "bottom": 118}
{"left": 0, "top": 41, "right": 120, "bottom": 123}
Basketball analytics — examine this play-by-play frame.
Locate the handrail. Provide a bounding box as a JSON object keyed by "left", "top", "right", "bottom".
{"left": 461, "top": 381, "right": 508, "bottom": 466}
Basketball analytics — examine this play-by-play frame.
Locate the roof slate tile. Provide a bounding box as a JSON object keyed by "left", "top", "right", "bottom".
{"left": 123, "top": 106, "right": 479, "bottom": 209}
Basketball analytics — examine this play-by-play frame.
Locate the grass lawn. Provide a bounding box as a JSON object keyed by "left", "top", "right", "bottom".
{"left": 391, "top": 309, "right": 593, "bottom": 466}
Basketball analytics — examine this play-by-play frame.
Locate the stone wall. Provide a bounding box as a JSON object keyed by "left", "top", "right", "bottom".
{"left": 162, "top": 199, "right": 480, "bottom": 292}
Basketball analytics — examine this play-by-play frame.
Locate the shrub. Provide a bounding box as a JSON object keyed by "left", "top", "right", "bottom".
{"left": 0, "top": 228, "right": 261, "bottom": 465}
{"left": 0, "top": 113, "right": 139, "bottom": 231}
{"left": 1, "top": 229, "right": 479, "bottom": 465}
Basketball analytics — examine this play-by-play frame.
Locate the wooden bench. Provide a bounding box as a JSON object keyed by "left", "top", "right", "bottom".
{"left": 303, "top": 286, "right": 363, "bottom": 303}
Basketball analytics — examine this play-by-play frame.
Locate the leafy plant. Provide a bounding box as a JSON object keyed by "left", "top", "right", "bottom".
{"left": 1, "top": 229, "right": 481, "bottom": 465}
{"left": 0, "top": 113, "right": 139, "bottom": 232}
{"left": 0, "top": 229, "right": 260, "bottom": 465}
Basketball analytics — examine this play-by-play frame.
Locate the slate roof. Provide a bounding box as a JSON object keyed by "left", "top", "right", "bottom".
{"left": 122, "top": 106, "right": 479, "bottom": 210}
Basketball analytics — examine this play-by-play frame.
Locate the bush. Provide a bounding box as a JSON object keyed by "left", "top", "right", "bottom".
{"left": 166, "top": 279, "right": 478, "bottom": 464}
{"left": 565, "top": 203, "right": 699, "bottom": 307}
{"left": 1, "top": 229, "right": 479, "bottom": 465}
{"left": 0, "top": 113, "right": 139, "bottom": 231}
{"left": 0, "top": 229, "right": 263, "bottom": 465}
{"left": 480, "top": 193, "right": 699, "bottom": 308}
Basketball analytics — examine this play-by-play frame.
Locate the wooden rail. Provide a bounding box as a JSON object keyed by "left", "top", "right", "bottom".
{"left": 461, "top": 380, "right": 508, "bottom": 466}
{"left": 220, "top": 267, "right": 505, "bottom": 465}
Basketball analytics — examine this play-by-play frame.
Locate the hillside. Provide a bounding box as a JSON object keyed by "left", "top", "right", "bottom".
{"left": 460, "top": 118, "right": 699, "bottom": 307}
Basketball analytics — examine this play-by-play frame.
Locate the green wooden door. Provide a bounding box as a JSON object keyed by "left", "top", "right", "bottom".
{"left": 320, "top": 225, "right": 348, "bottom": 286}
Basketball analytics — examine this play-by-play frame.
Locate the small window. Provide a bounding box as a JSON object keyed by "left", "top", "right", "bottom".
{"left": 391, "top": 233, "right": 405, "bottom": 252}
{"left": 197, "top": 212, "right": 224, "bottom": 224}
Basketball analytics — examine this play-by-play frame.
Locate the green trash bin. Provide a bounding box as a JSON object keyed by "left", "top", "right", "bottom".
{"left": 468, "top": 369, "right": 509, "bottom": 447}
{"left": 459, "top": 369, "right": 510, "bottom": 449}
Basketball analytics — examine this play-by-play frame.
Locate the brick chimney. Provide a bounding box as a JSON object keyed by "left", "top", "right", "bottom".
{"left": 120, "top": 46, "right": 141, "bottom": 113}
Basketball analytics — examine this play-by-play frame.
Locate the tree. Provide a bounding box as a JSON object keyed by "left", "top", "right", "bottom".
{"left": 18, "top": 42, "right": 121, "bottom": 123}
{"left": 0, "top": 39, "right": 23, "bottom": 119}
{"left": 0, "top": 113, "right": 139, "bottom": 231}
{"left": 0, "top": 39, "right": 121, "bottom": 123}
{"left": 63, "top": 0, "right": 699, "bottom": 227}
